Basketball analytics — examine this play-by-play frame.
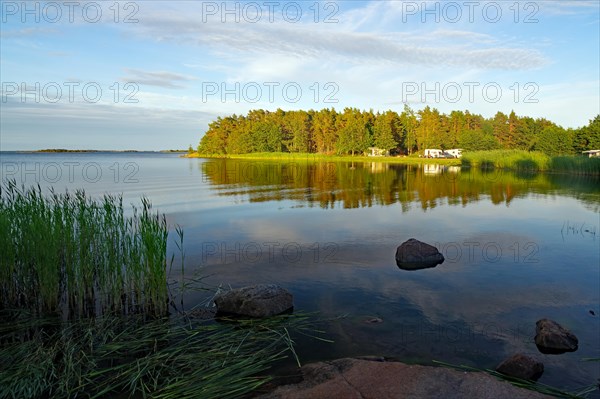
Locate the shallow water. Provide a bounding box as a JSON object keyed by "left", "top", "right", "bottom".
{"left": 2, "top": 152, "right": 599, "bottom": 393}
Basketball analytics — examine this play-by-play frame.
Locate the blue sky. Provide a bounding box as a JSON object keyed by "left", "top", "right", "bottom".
{"left": 1, "top": 0, "right": 598, "bottom": 150}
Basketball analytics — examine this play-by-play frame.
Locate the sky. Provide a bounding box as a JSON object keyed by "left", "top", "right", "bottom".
{"left": 1, "top": 0, "right": 599, "bottom": 151}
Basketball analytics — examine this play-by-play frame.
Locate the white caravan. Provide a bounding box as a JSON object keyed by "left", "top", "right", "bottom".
{"left": 424, "top": 149, "right": 444, "bottom": 158}
{"left": 445, "top": 149, "right": 463, "bottom": 158}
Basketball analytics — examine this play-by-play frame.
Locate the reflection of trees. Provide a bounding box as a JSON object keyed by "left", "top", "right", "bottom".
{"left": 200, "top": 160, "right": 600, "bottom": 211}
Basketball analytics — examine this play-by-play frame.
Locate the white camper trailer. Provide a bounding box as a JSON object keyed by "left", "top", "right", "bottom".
{"left": 582, "top": 150, "right": 600, "bottom": 158}
{"left": 424, "top": 149, "right": 443, "bottom": 158}
{"left": 445, "top": 149, "right": 463, "bottom": 158}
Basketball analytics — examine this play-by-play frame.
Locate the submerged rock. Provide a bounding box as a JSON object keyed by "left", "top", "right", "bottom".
{"left": 395, "top": 238, "right": 444, "bottom": 270}
{"left": 496, "top": 354, "right": 544, "bottom": 381}
{"left": 214, "top": 284, "right": 293, "bottom": 318}
{"left": 534, "top": 319, "right": 578, "bottom": 354}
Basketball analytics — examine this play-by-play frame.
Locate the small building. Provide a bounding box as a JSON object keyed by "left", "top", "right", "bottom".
{"left": 367, "top": 147, "right": 389, "bottom": 157}
{"left": 582, "top": 150, "right": 600, "bottom": 158}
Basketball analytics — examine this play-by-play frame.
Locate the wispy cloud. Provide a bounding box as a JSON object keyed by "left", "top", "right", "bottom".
{"left": 120, "top": 68, "right": 197, "bottom": 89}
{"left": 0, "top": 27, "right": 60, "bottom": 38}
{"left": 131, "top": 7, "right": 547, "bottom": 70}
{"left": 538, "top": 0, "right": 599, "bottom": 15}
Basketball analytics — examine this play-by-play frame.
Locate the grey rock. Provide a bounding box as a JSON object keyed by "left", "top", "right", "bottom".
{"left": 214, "top": 284, "right": 293, "bottom": 318}
{"left": 395, "top": 238, "right": 444, "bottom": 270}
{"left": 535, "top": 319, "right": 578, "bottom": 354}
{"left": 496, "top": 353, "right": 544, "bottom": 381}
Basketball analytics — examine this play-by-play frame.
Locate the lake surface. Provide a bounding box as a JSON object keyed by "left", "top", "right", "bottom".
{"left": 1, "top": 151, "right": 599, "bottom": 393}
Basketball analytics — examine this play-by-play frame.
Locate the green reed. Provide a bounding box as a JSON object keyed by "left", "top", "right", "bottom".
{"left": 548, "top": 155, "right": 600, "bottom": 175}
{"left": 461, "top": 150, "right": 600, "bottom": 175}
{"left": 0, "top": 181, "right": 337, "bottom": 398}
{"left": 0, "top": 181, "right": 168, "bottom": 318}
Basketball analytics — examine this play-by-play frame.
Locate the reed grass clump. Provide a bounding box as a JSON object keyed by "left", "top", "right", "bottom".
{"left": 0, "top": 181, "right": 169, "bottom": 318}
{"left": 461, "top": 150, "right": 550, "bottom": 172}
{"left": 0, "top": 182, "right": 336, "bottom": 398}
{"left": 461, "top": 150, "right": 600, "bottom": 175}
{"left": 548, "top": 156, "right": 600, "bottom": 175}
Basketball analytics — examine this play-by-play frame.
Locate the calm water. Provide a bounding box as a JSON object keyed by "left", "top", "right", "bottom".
{"left": 1, "top": 152, "right": 599, "bottom": 392}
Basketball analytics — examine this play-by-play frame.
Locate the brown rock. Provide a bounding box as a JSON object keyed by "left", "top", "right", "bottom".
{"left": 496, "top": 354, "right": 544, "bottom": 381}
{"left": 257, "top": 358, "right": 551, "bottom": 399}
{"left": 534, "top": 319, "right": 578, "bottom": 354}
{"left": 395, "top": 238, "right": 444, "bottom": 270}
{"left": 214, "top": 284, "right": 293, "bottom": 318}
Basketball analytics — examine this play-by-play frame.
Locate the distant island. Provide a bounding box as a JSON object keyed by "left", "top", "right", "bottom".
{"left": 34, "top": 149, "right": 188, "bottom": 153}
{"left": 195, "top": 107, "right": 599, "bottom": 158}
{"left": 36, "top": 149, "right": 102, "bottom": 153}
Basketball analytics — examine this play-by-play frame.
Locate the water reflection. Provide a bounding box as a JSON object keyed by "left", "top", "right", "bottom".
{"left": 2, "top": 153, "right": 598, "bottom": 394}
{"left": 395, "top": 261, "right": 441, "bottom": 271}
{"left": 200, "top": 159, "right": 600, "bottom": 210}
{"left": 192, "top": 158, "right": 599, "bottom": 393}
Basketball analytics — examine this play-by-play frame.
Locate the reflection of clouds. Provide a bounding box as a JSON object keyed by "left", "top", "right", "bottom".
{"left": 229, "top": 218, "right": 310, "bottom": 244}
{"left": 193, "top": 229, "right": 598, "bottom": 327}
{"left": 194, "top": 237, "right": 598, "bottom": 386}
{"left": 177, "top": 168, "right": 599, "bottom": 388}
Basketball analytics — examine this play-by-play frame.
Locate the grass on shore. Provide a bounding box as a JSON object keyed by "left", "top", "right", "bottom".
{"left": 186, "top": 151, "right": 461, "bottom": 165}
{"left": 461, "top": 150, "right": 600, "bottom": 175}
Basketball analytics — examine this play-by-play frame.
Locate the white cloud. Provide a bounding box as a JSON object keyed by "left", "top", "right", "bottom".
{"left": 121, "top": 68, "right": 197, "bottom": 89}
{"left": 0, "top": 27, "right": 60, "bottom": 38}
{"left": 129, "top": 5, "right": 548, "bottom": 70}
{"left": 537, "top": 0, "right": 599, "bottom": 15}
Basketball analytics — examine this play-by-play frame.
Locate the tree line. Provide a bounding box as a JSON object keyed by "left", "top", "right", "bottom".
{"left": 197, "top": 106, "right": 600, "bottom": 156}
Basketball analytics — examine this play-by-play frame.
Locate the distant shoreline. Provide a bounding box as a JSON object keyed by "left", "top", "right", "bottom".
{"left": 24, "top": 149, "right": 188, "bottom": 153}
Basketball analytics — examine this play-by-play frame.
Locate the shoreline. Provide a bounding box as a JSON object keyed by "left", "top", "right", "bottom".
{"left": 2, "top": 149, "right": 189, "bottom": 154}
{"left": 183, "top": 152, "right": 462, "bottom": 166}
{"left": 184, "top": 151, "right": 600, "bottom": 175}
{"left": 254, "top": 357, "right": 554, "bottom": 399}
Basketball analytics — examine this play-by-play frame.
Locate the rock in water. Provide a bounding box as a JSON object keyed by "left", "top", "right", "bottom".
{"left": 395, "top": 238, "right": 444, "bottom": 270}
{"left": 214, "top": 284, "right": 293, "bottom": 318}
{"left": 534, "top": 319, "right": 578, "bottom": 354}
{"left": 496, "top": 354, "right": 544, "bottom": 381}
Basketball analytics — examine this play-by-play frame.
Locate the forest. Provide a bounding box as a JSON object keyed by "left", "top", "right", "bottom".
{"left": 197, "top": 106, "right": 600, "bottom": 156}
